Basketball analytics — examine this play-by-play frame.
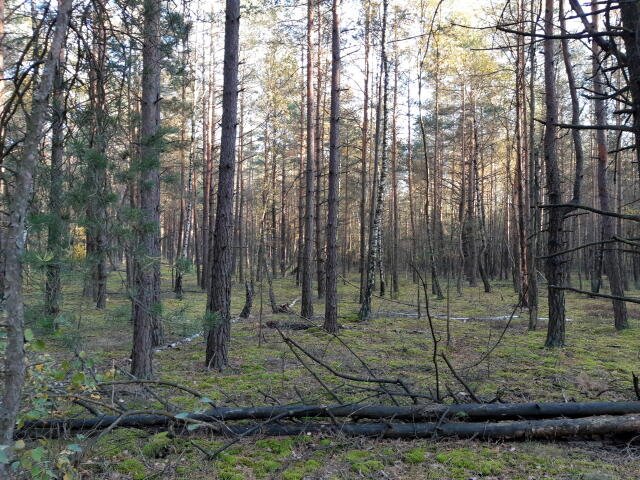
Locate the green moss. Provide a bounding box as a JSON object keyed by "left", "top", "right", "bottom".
{"left": 253, "top": 458, "right": 281, "bottom": 476}
{"left": 116, "top": 458, "right": 146, "bottom": 480}
{"left": 404, "top": 447, "right": 427, "bottom": 464}
{"left": 95, "top": 428, "right": 147, "bottom": 457}
{"left": 282, "top": 458, "right": 323, "bottom": 480}
{"left": 255, "top": 437, "right": 294, "bottom": 455}
{"left": 216, "top": 467, "right": 244, "bottom": 480}
{"left": 282, "top": 469, "right": 305, "bottom": 480}
{"left": 436, "top": 448, "right": 504, "bottom": 478}
{"left": 345, "top": 449, "right": 384, "bottom": 474}
{"left": 142, "top": 431, "right": 173, "bottom": 458}
{"left": 217, "top": 452, "right": 239, "bottom": 466}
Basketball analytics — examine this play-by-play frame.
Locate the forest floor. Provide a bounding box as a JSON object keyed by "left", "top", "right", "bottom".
{"left": 16, "top": 265, "right": 640, "bottom": 479}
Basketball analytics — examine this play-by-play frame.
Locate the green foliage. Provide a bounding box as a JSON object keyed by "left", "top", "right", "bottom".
{"left": 6, "top": 440, "right": 81, "bottom": 480}
{"left": 175, "top": 256, "right": 192, "bottom": 274}
{"left": 203, "top": 310, "right": 222, "bottom": 329}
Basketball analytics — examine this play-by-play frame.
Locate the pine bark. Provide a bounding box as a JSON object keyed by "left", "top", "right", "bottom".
{"left": 358, "top": 0, "right": 370, "bottom": 303}
{"left": 592, "top": 9, "right": 628, "bottom": 330}
{"left": 83, "top": 0, "right": 109, "bottom": 309}
{"left": 45, "top": 50, "right": 66, "bottom": 319}
{"left": 390, "top": 38, "right": 399, "bottom": 299}
{"left": 301, "top": 0, "right": 316, "bottom": 319}
{"left": 314, "top": 11, "right": 325, "bottom": 299}
{"left": 131, "top": 0, "right": 163, "bottom": 378}
{"left": 0, "top": 0, "right": 72, "bottom": 465}
{"left": 324, "top": 0, "right": 341, "bottom": 333}
{"left": 543, "top": 0, "right": 566, "bottom": 348}
{"left": 205, "top": 0, "right": 240, "bottom": 370}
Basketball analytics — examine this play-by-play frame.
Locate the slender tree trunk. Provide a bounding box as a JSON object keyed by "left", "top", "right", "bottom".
{"left": 205, "top": 0, "right": 240, "bottom": 370}
{"left": 358, "top": 0, "right": 370, "bottom": 303}
{"left": 360, "top": 0, "right": 389, "bottom": 321}
{"left": 543, "top": 0, "right": 566, "bottom": 348}
{"left": 618, "top": 1, "right": 640, "bottom": 181}
{"left": 270, "top": 146, "right": 277, "bottom": 279}
{"left": 324, "top": 0, "right": 341, "bottom": 333}
{"left": 407, "top": 84, "right": 417, "bottom": 284}
{"left": 296, "top": 46, "right": 305, "bottom": 286}
{"left": 301, "top": 0, "right": 316, "bottom": 319}
{"left": 390, "top": 35, "right": 399, "bottom": 299}
{"left": 201, "top": 55, "right": 211, "bottom": 290}
{"left": 174, "top": 27, "right": 193, "bottom": 299}
{"left": 315, "top": 15, "right": 325, "bottom": 299}
{"left": 45, "top": 49, "right": 66, "bottom": 320}
{"left": 0, "top": 0, "right": 72, "bottom": 465}
{"left": 84, "top": 0, "right": 109, "bottom": 309}
{"left": 132, "top": 0, "right": 163, "bottom": 377}
{"left": 0, "top": 0, "right": 5, "bottom": 303}
{"left": 592, "top": 9, "right": 628, "bottom": 330}
{"left": 417, "top": 37, "right": 443, "bottom": 299}
{"left": 280, "top": 142, "right": 287, "bottom": 277}
{"left": 514, "top": 0, "right": 529, "bottom": 303}
{"left": 235, "top": 89, "right": 245, "bottom": 283}
{"left": 527, "top": 0, "right": 539, "bottom": 330}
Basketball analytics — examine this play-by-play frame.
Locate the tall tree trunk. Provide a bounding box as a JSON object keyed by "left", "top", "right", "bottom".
{"left": 592, "top": 8, "right": 628, "bottom": 330}
{"left": 235, "top": 89, "right": 245, "bottom": 283}
{"left": 84, "top": 0, "right": 109, "bottom": 309}
{"left": 406, "top": 83, "right": 417, "bottom": 285}
{"left": 514, "top": 0, "right": 529, "bottom": 303}
{"left": 324, "top": 0, "right": 341, "bottom": 333}
{"left": 201, "top": 52, "right": 211, "bottom": 290}
{"left": 205, "top": 0, "right": 240, "bottom": 370}
{"left": 0, "top": 0, "right": 72, "bottom": 465}
{"left": 359, "top": 0, "right": 389, "bottom": 321}
{"left": 280, "top": 141, "right": 287, "bottom": 277}
{"left": 45, "top": 49, "right": 66, "bottom": 320}
{"left": 543, "top": 0, "right": 566, "bottom": 348}
{"left": 296, "top": 46, "right": 305, "bottom": 286}
{"left": 358, "top": 0, "right": 370, "bottom": 303}
{"left": 0, "top": 0, "right": 5, "bottom": 303}
{"left": 131, "top": 0, "right": 163, "bottom": 378}
{"left": 417, "top": 36, "right": 443, "bottom": 299}
{"left": 527, "top": 0, "right": 539, "bottom": 330}
{"left": 390, "top": 33, "right": 399, "bottom": 299}
{"left": 618, "top": 0, "right": 640, "bottom": 181}
{"left": 301, "top": 0, "right": 316, "bottom": 319}
{"left": 315, "top": 12, "right": 325, "bottom": 299}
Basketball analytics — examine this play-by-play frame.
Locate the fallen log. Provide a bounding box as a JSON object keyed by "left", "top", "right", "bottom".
{"left": 19, "top": 414, "right": 640, "bottom": 441}
{"left": 16, "top": 401, "right": 640, "bottom": 438}
{"left": 265, "top": 320, "right": 314, "bottom": 330}
{"left": 221, "top": 413, "right": 640, "bottom": 440}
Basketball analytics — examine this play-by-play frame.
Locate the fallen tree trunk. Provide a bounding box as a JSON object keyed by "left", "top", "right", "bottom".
{"left": 19, "top": 413, "right": 640, "bottom": 441}
{"left": 16, "top": 401, "right": 640, "bottom": 438}
{"left": 223, "top": 413, "right": 640, "bottom": 440}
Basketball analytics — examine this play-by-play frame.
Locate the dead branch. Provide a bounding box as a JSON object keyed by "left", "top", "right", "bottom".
{"left": 17, "top": 404, "right": 640, "bottom": 440}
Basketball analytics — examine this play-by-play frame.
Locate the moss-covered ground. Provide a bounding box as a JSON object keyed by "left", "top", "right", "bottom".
{"left": 15, "top": 264, "right": 640, "bottom": 478}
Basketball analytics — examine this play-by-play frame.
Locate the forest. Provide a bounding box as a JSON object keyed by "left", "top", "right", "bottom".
{"left": 2, "top": 0, "right": 640, "bottom": 478}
